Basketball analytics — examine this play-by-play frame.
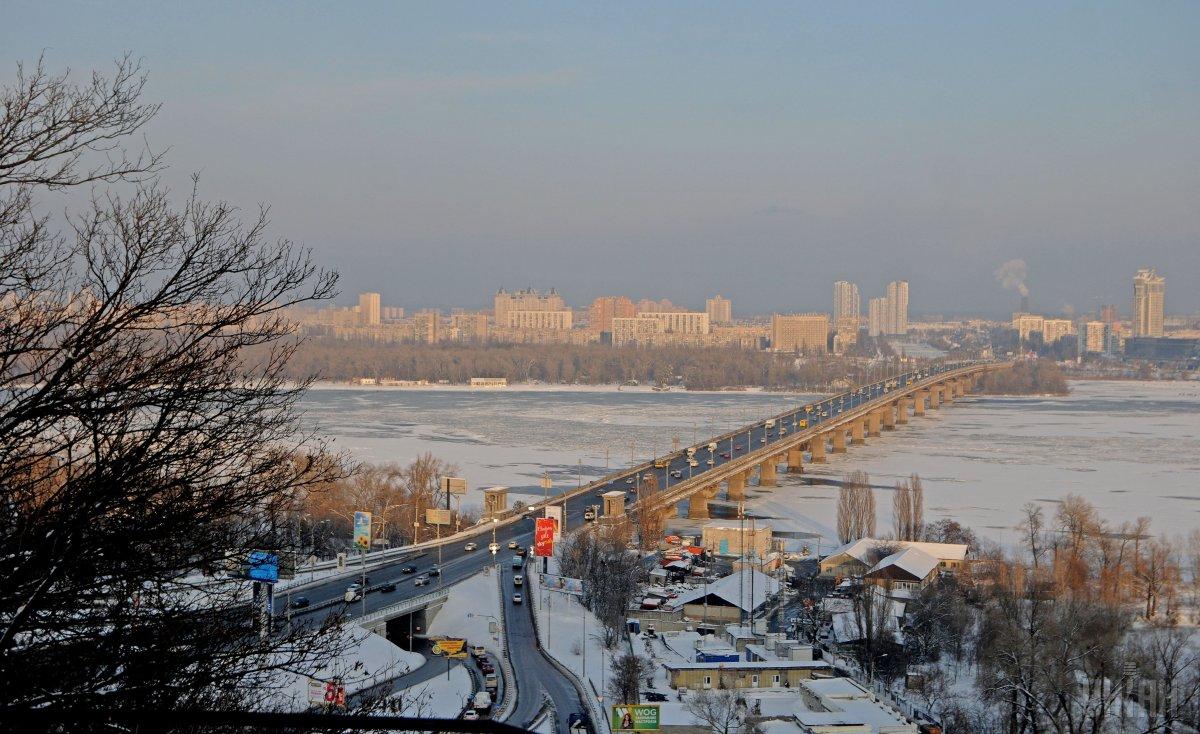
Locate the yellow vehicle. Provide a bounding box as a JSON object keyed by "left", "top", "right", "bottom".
{"left": 799, "top": 419, "right": 808, "bottom": 429}
{"left": 654, "top": 457, "right": 670, "bottom": 469}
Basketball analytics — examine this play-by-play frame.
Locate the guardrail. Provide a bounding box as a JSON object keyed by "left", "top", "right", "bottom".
{"left": 492, "top": 569, "right": 518, "bottom": 723}
{"left": 356, "top": 587, "right": 451, "bottom": 629}
{"left": 527, "top": 574, "right": 609, "bottom": 734}
{"left": 636, "top": 362, "right": 1000, "bottom": 513}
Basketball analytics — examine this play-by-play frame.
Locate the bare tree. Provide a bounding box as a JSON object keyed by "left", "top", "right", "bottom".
{"left": 837, "top": 471, "right": 875, "bottom": 543}
{"left": 0, "top": 56, "right": 343, "bottom": 718}
{"left": 683, "top": 688, "right": 746, "bottom": 734}
{"left": 607, "top": 653, "right": 653, "bottom": 704}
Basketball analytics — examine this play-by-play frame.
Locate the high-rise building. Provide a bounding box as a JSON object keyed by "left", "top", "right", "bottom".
{"left": 868, "top": 297, "right": 887, "bottom": 338}
{"left": 637, "top": 311, "right": 710, "bottom": 335}
{"left": 381, "top": 306, "right": 405, "bottom": 322}
{"left": 1132, "top": 269, "right": 1165, "bottom": 337}
{"left": 1012, "top": 314, "right": 1045, "bottom": 343}
{"left": 358, "top": 292, "right": 381, "bottom": 326}
{"left": 413, "top": 309, "right": 440, "bottom": 343}
{"left": 450, "top": 312, "right": 489, "bottom": 341}
{"left": 1042, "top": 318, "right": 1075, "bottom": 344}
{"left": 770, "top": 313, "right": 828, "bottom": 354}
{"left": 706, "top": 295, "right": 733, "bottom": 326}
{"left": 833, "top": 281, "right": 860, "bottom": 340}
{"left": 885, "top": 280, "right": 909, "bottom": 335}
{"left": 1084, "top": 321, "right": 1107, "bottom": 353}
{"left": 507, "top": 310, "right": 573, "bottom": 330}
{"left": 493, "top": 287, "right": 565, "bottom": 326}
{"left": 1099, "top": 304, "right": 1118, "bottom": 324}
{"left": 611, "top": 316, "right": 665, "bottom": 346}
{"left": 588, "top": 296, "right": 637, "bottom": 333}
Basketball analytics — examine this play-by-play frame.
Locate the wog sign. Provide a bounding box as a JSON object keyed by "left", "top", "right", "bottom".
{"left": 612, "top": 704, "right": 660, "bottom": 731}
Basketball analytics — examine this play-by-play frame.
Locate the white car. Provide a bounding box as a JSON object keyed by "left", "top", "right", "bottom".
{"left": 464, "top": 542, "right": 478, "bottom": 552}
{"left": 706, "top": 458, "right": 715, "bottom": 466}
{"left": 488, "top": 541, "right": 500, "bottom": 554}
{"left": 462, "top": 710, "right": 479, "bottom": 720}
{"left": 414, "top": 575, "right": 430, "bottom": 587}
{"left": 513, "top": 593, "right": 523, "bottom": 604}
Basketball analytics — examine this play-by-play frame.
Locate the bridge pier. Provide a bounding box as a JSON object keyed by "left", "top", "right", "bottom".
{"left": 943, "top": 382, "right": 955, "bottom": 404}
{"left": 831, "top": 429, "right": 847, "bottom": 453}
{"left": 882, "top": 404, "right": 897, "bottom": 430}
{"left": 850, "top": 420, "right": 867, "bottom": 445}
{"left": 895, "top": 398, "right": 909, "bottom": 424}
{"left": 759, "top": 458, "right": 779, "bottom": 487}
{"left": 687, "top": 487, "right": 718, "bottom": 520}
{"left": 867, "top": 410, "right": 883, "bottom": 437}
{"left": 787, "top": 446, "right": 804, "bottom": 473}
{"left": 914, "top": 390, "right": 927, "bottom": 416}
{"left": 809, "top": 437, "right": 826, "bottom": 463}
{"left": 727, "top": 470, "right": 747, "bottom": 501}
{"left": 929, "top": 387, "right": 941, "bottom": 410}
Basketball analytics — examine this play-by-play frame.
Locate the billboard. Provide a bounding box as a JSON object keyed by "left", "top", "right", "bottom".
{"left": 426, "top": 508, "right": 452, "bottom": 526}
{"left": 431, "top": 638, "right": 466, "bottom": 656}
{"left": 440, "top": 476, "right": 468, "bottom": 495}
{"left": 246, "top": 550, "right": 279, "bottom": 583}
{"left": 542, "top": 573, "right": 583, "bottom": 596}
{"left": 612, "top": 704, "right": 660, "bottom": 731}
{"left": 534, "top": 517, "right": 556, "bottom": 557}
{"left": 544, "top": 505, "right": 563, "bottom": 540}
{"left": 353, "top": 511, "right": 372, "bottom": 550}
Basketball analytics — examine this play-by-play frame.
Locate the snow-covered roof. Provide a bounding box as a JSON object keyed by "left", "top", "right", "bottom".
{"left": 668, "top": 569, "right": 781, "bottom": 613}
{"left": 866, "top": 546, "right": 940, "bottom": 582}
{"left": 822, "top": 538, "right": 968, "bottom": 566}
{"left": 792, "top": 678, "right": 917, "bottom": 731}
{"left": 663, "top": 659, "right": 829, "bottom": 671}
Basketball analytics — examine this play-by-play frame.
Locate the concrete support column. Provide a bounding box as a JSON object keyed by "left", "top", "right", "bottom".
{"left": 831, "top": 428, "right": 847, "bottom": 453}
{"left": 727, "top": 471, "right": 746, "bottom": 501}
{"left": 914, "top": 391, "right": 927, "bottom": 416}
{"left": 943, "top": 382, "right": 955, "bottom": 404}
{"left": 850, "top": 420, "right": 867, "bottom": 445}
{"left": 687, "top": 489, "right": 713, "bottom": 519}
{"left": 882, "top": 404, "right": 897, "bottom": 430}
{"left": 787, "top": 446, "right": 804, "bottom": 473}
{"left": 867, "top": 410, "right": 883, "bottom": 437}
{"left": 895, "top": 398, "right": 909, "bottom": 425}
{"left": 809, "top": 437, "right": 827, "bottom": 463}
{"left": 929, "top": 387, "right": 941, "bottom": 410}
{"left": 759, "top": 459, "right": 778, "bottom": 487}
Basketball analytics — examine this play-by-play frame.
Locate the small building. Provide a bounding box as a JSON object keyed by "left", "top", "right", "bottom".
{"left": 667, "top": 569, "right": 783, "bottom": 624}
{"left": 819, "top": 538, "right": 968, "bottom": 579}
{"left": 792, "top": 677, "right": 918, "bottom": 733}
{"left": 863, "top": 546, "right": 940, "bottom": 591}
{"left": 469, "top": 376, "right": 508, "bottom": 387}
{"left": 702, "top": 521, "right": 773, "bottom": 560}
{"left": 662, "top": 659, "right": 830, "bottom": 691}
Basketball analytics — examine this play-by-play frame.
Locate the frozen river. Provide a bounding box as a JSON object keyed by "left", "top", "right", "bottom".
{"left": 299, "top": 380, "right": 1200, "bottom": 546}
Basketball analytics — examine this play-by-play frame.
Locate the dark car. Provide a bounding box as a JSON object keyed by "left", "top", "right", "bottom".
{"left": 289, "top": 596, "right": 310, "bottom": 609}
{"left": 516, "top": 547, "right": 527, "bottom": 557}
{"left": 480, "top": 662, "right": 495, "bottom": 674}
{"left": 401, "top": 565, "right": 417, "bottom": 574}
{"left": 721, "top": 452, "right": 731, "bottom": 459}
{"left": 427, "top": 566, "right": 441, "bottom": 577}
{"left": 643, "top": 691, "right": 668, "bottom": 702}
{"left": 379, "top": 582, "right": 397, "bottom": 593}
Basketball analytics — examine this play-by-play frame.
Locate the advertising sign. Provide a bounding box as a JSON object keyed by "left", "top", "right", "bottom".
{"left": 306, "top": 678, "right": 325, "bottom": 705}
{"left": 324, "top": 681, "right": 346, "bottom": 707}
{"left": 544, "top": 505, "right": 563, "bottom": 540}
{"left": 353, "top": 511, "right": 372, "bottom": 551}
{"left": 612, "top": 704, "right": 660, "bottom": 731}
{"left": 440, "top": 476, "right": 468, "bottom": 496}
{"left": 432, "top": 638, "right": 466, "bottom": 656}
{"left": 426, "top": 508, "right": 452, "bottom": 526}
{"left": 542, "top": 573, "right": 584, "bottom": 596}
{"left": 534, "top": 517, "right": 556, "bottom": 557}
{"left": 246, "top": 550, "right": 279, "bottom": 583}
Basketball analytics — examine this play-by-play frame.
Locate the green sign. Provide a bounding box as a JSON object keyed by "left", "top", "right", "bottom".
{"left": 612, "top": 704, "right": 660, "bottom": 731}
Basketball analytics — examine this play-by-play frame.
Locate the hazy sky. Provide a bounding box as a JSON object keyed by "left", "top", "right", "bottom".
{"left": 5, "top": 2, "right": 1199, "bottom": 317}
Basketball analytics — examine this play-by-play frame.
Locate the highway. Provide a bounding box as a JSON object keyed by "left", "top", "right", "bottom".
{"left": 282, "top": 364, "right": 972, "bottom": 623}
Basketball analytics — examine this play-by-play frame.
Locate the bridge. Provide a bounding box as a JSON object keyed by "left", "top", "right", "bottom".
{"left": 597, "top": 361, "right": 1006, "bottom": 523}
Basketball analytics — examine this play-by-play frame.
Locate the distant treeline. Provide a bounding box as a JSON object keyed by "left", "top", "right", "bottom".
{"left": 978, "top": 360, "right": 1069, "bottom": 395}
{"left": 262, "top": 338, "right": 895, "bottom": 391}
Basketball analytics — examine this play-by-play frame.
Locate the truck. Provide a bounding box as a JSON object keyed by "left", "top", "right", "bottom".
{"left": 512, "top": 555, "right": 523, "bottom": 569}
{"left": 484, "top": 673, "right": 498, "bottom": 692}
{"left": 686, "top": 447, "right": 696, "bottom": 457}
{"left": 583, "top": 505, "right": 598, "bottom": 522}
{"left": 472, "top": 690, "right": 493, "bottom": 713}
{"left": 653, "top": 457, "right": 670, "bottom": 469}
{"left": 765, "top": 419, "right": 776, "bottom": 429}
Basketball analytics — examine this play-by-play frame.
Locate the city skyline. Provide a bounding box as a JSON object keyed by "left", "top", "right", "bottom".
{"left": 6, "top": 4, "right": 1198, "bottom": 315}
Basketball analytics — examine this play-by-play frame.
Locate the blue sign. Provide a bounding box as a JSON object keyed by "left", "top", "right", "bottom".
{"left": 247, "top": 550, "right": 280, "bottom": 583}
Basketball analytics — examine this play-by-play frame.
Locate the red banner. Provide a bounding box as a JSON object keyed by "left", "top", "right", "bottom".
{"left": 534, "top": 517, "right": 556, "bottom": 557}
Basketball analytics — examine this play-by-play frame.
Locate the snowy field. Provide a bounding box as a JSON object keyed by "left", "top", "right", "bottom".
{"left": 269, "top": 627, "right": 423, "bottom": 710}
{"left": 300, "top": 380, "right": 1200, "bottom": 545}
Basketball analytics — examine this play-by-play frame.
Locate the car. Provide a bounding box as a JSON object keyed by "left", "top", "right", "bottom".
{"left": 507, "top": 540, "right": 519, "bottom": 549}
{"left": 344, "top": 586, "right": 363, "bottom": 602}
{"left": 480, "top": 661, "right": 495, "bottom": 674}
{"left": 462, "top": 710, "right": 479, "bottom": 720}
{"left": 720, "top": 452, "right": 731, "bottom": 459}
{"left": 379, "top": 582, "right": 397, "bottom": 593}
{"left": 427, "top": 566, "right": 440, "bottom": 576}
{"left": 472, "top": 645, "right": 487, "bottom": 658}
{"left": 512, "top": 555, "right": 523, "bottom": 569}
{"left": 688, "top": 459, "right": 698, "bottom": 467}
{"left": 759, "top": 437, "right": 767, "bottom": 444}
{"left": 706, "top": 458, "right": 715, "bottom": 466}
{"left": 513, "top": 593, "right": 523, "bottom": 604}
{"left": 401, "top": 565, "right": 417, "bottom": 574}
{"left": 464, "top": 542, "right": 478, "bottom": 552}
{"left": 516, "top": 547, "right": 527, "bottom": 557}
{"left": 289, "top": 596, "right": 310, "bottom": 609}
{"left": 734, "top": 444, "right": 743, "bottom": 450}
{"left": 513, "top": 574, "right": 524, "bottom": 587}
{"left": 625, "top": 477, "right": 635, "bottom": 484}
{"left": 670, "top": 470, "right": 683, "bottom": 479}
{"left": 643, "top": 691, "right": 668, "bottom": 702}
{"left": 414, "top": 575, "right": 430, "bottom": 587}
{"left": 488, "top": 541, "right": 500, "bottom": 554}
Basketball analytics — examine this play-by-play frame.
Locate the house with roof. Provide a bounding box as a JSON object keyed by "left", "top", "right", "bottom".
{"left": 819, "top": 538, "right": 968, "bottom": 581}
{"left": 661, "top": 659, "right": 831, "bottom": 691}
{"left": 863, "top": 546, "right": 941, "bottom": 591}
{"left": 666, "top": 569, "right": 783, "bottom": 623}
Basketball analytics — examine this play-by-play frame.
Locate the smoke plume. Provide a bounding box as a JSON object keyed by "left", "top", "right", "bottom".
{"left": 994, "top": 259, "right": 1029, "bottom": 298}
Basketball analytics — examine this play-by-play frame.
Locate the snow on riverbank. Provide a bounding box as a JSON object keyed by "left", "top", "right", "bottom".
{"left": 427, "top": 568, "right": 503, "bottom": 653}
{"left": 270, "top": 626, "right": 424, "bottom": 710}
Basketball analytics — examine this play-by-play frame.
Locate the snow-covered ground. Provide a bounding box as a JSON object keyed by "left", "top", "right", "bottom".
{"left": 389, "top": 663, "right": 473, "bottom": 719}
{"left": 427, "top": 569, "right": 504, "bottom": 652}
{"left": 269, "top": 626, "right": 424, "bottom": 710}
{"left": 301, "top": 379, "right": 1200, "bottom": 543}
